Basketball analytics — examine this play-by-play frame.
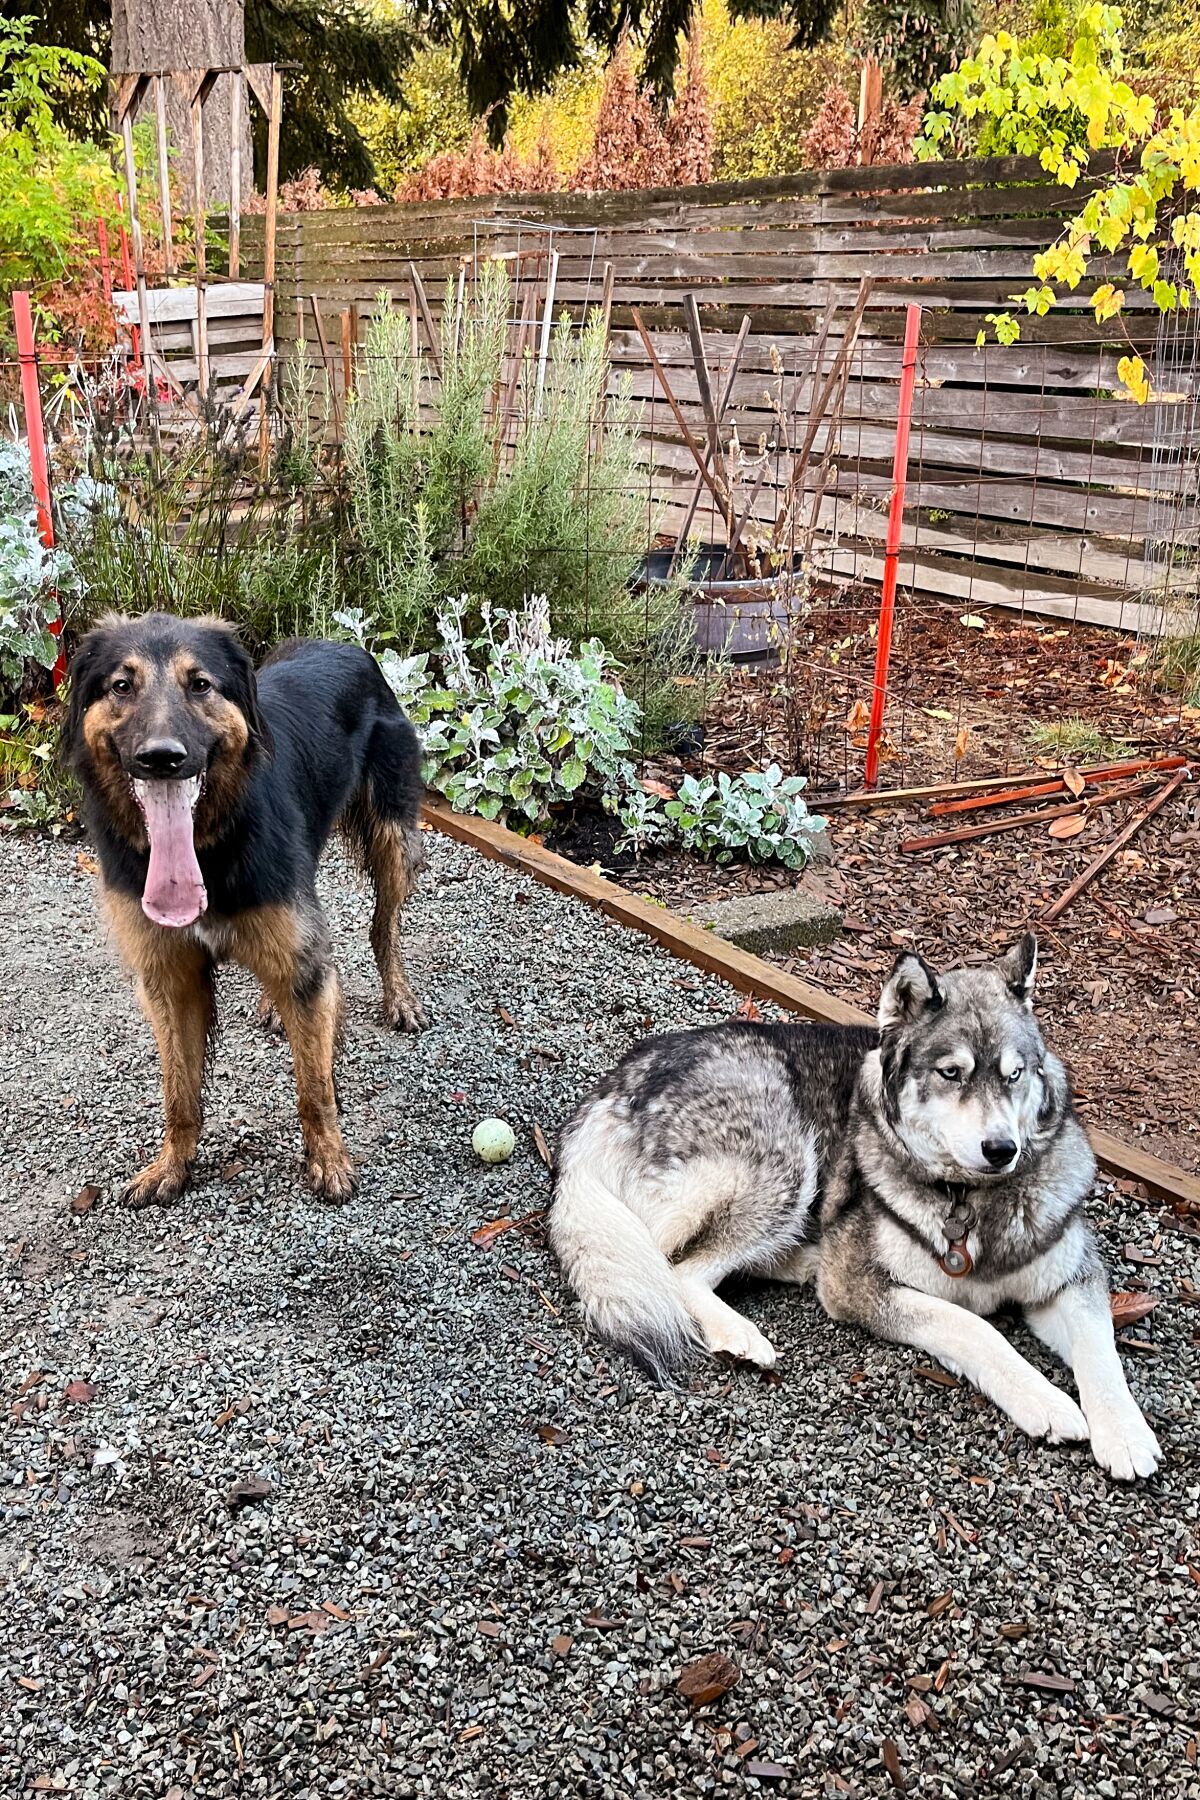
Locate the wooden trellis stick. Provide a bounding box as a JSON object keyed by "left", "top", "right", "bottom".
{"left": 900, "top": 778, "right": 1160, "bottom": 854}
{"left": 631, "top": 307, "right": 728, "bottom": 519}
{"left": 153, "top": 75, "right": 175, "bottom": 276}
{"left": 1041, "top": 768, "right": 1191, "bottom": 923}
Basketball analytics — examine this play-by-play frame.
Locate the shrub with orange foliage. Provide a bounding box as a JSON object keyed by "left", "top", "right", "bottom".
{"left": 398, "top": 124, "right": 561, "bottom": 202}
{"left": 802, "top": 85, "right": 923, "bottom": 170}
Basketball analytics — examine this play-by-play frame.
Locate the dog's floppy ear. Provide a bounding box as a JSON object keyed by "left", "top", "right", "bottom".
{"left": 879, "top": 950, "right": 944, "bottom": 1030}
{"left": 212, "top": 626, "right": 273, "bottom": 760}
{"left": 60, "top": 619, "right": 120, "bottom": 769}
{"left": 999, "top": 932, "right": 1038, "bottom": 1009}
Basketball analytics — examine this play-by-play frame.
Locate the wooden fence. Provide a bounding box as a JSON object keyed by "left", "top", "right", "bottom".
{"left": 247, "top": 156, "right": 1200, "bottom": 637}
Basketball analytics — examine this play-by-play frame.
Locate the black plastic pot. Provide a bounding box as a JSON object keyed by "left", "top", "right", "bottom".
{"left": 633, "top": 542, "right": 806, "bottom": 663}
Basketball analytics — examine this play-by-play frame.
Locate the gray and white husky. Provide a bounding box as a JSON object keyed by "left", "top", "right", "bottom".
{"left": 551, "top": 936, "right": 1161, "bottom": 1480}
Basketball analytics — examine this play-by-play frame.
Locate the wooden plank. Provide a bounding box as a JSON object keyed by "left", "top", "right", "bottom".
{"left": 421, "top": 799, "right": 1200, "bottom": 1209}
{"left": 113, "top": 282, "right": 265, "bottom": 325}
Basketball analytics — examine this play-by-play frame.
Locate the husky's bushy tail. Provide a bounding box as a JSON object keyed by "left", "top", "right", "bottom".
{"left": 549, "top": 1111, "right": 697, "bottom": 1383}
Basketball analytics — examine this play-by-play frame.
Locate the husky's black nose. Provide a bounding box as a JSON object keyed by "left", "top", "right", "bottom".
{"left": 982, "top": 1136, "right": 1018, "bottom": 1169}
{"left": 132, "top": 738, "right": 188, "bottom": 776}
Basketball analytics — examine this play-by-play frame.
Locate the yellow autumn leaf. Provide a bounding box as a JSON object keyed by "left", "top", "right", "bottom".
{"left": 1116, "top": 354, "right": 1150, "bottom": 404}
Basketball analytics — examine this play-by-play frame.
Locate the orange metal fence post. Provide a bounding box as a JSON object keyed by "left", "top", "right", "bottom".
{"left": 12, "top": 291, "right": 66, "bottom": 686}
{"left": 864, "top": 302, "right": 922, "bottom": 788}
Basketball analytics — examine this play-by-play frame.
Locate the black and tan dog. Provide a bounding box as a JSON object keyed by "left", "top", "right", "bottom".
{"left": 64, "top": 612, "right": 425, "bottom": 1207}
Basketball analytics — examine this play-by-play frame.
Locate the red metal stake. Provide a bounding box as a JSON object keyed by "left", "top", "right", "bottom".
{"left": 12, "top": 291, "right": 66, "bottom": 686}
{"left": 864, "top": 302, "right": 921, "bottom": 787}
{"left": 117, "top": 203, "right": 139, "bottom": 369}
{"left": 97, "top": 215, "right": 113, "bottom": 307}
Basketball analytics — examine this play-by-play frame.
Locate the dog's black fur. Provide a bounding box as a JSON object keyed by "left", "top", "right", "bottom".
{"left": 63, "top": 613, "right": 425, "bottom": 1207}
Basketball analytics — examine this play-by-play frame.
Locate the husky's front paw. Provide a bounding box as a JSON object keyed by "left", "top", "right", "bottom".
{"left": 705, "top": 1312, "right": 777, "bottom": 1369}
{"left": 1087, "top": 1406, "right": 1162, "bottom": 1480}
{"left": 1005, "top": 1377, "right": 1088, "bottom": 1446}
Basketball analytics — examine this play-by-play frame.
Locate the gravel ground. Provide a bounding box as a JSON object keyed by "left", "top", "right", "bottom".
{"left": 1, "top": 827, "right": 1198, "bottom": 1800}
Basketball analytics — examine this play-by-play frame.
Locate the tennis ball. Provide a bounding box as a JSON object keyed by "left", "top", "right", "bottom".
{"left": 472, "top": 1118, "right": 516, "bottom": 1164}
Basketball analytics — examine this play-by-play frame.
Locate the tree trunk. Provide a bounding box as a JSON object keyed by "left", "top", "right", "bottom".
{"left": 111, "top": 0, "right": 252, "bottom": 208}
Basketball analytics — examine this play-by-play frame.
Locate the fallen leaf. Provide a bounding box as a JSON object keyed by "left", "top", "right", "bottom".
{"left": 845, "top": 699, "right": 870, "bottom": 732}
{"left": 1048, "top": 813, "right": 1087, "bottom": 839}
{"left": 532, "top": 1122, "right": 554, "bottom": 1169}
{"left": 63, "top": 1380, "right": 97, "bottom": 1404}
{"left": 905, "top": 1694, "right": 938, "bottom": 1731}
{"left": 582, "top": 1609, "right": 623, "bottom": 1632}
{"left": 1110, "top": 1291, "right": 1160, "bottom": 1328}
{"left": 17, "top": 1371, "right": 44, "bottom": 1396}
{"left": 881, "top": 1737, "right": 907, "bottom": 1790}
{"left": 865, "top": 1580, "right": 884, "bottom": 1615}
{"left": 953, "top": 727, "right": 971, "bottom": 763}
{"left": 959, "top": 614, "right": 986, "bottom": 629}
{"left": 743, "top": 1760, "right": 790, "bottom": 1781}
{"left": 265, "top": 1605, "right": 288, "bottom": 1626}
{"left": 1000, "top": 1621, "right": 1030, "bottom": 1640}
{"left": 477, "top": 1619, "right": 502, "bottom": 1638}
{"left": 914, "top": 1366, "right": 959, "bottom": 1387}
{"left": 737, "top": 995, "right": 763, "bottom": 1021}
{"left": 16, "top": 1676, "right": 42, "bottom": 1692}
{"left": 535, "top": 1423, "right": 569, "bottom": 1447}
{"left": 640, "top": 777, "right": 675, "bottom": 800}
{"left": 469, "top": 1215, "right": 518, "bottom": 1249}
{"left": 226, "top": 1477, "right": 273, "bottom": 1512}
{"left": 1060, "top": 765, "right": 1085, "bottom": 797}
{"left": 75, "top": 851, "right": 99, "bottom": 874}
{"left": 926, "top": 1592, "right": 955, "bottom": 1618}
{"left": 677, "top": 1651, "right": 741, "bottom": 1707}
{"left": 70, "top": 1184, "right": 101, "bottom": 1216}
{"left": 1006, "top": 1670, "right": 1077, "bottom": 1694}
{"left": 551, "top": 1634, "right": 573, "bottom": 1657}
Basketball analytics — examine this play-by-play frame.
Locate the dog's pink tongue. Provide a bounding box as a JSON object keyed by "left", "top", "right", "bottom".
{"left": 138, "top": 781, "right": 207, "bottom": 928}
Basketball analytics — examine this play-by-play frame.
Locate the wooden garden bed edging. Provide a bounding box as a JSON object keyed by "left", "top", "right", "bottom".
{"left": 422, "top": 796, "right": 1200, "bottom": 1212}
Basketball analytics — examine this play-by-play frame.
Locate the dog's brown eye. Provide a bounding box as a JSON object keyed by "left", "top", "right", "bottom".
{"left": 111, "top": 677, "right": 132, "bottom": 696}
{"left": 190, "top": 675, "right": 212, "bottom": 694}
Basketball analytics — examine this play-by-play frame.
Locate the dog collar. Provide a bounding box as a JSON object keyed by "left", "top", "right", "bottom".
{"left": 935, "top": 1181, "right": 975, "bottom": 1277}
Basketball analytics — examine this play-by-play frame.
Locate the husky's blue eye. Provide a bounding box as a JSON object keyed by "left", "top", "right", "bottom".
{"left": 1007, "top": 1066, "right": 1024, "bottom": 1084}
{"left": 938, "top": 1067, "right": 961, "bottom": 1084}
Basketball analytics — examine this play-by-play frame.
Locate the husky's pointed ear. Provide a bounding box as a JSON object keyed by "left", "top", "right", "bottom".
{"left": 1000, "top": 933, "right": 1038, "bottom": 1009}
{"left": 879, "top": 951, "right": 944, "bottom": 1030}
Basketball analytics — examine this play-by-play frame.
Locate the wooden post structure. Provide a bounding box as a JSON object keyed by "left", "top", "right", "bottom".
{"left": 188, "top": 78, "right": 210, "bottom": 401}
{"left": 117, "top": 81, "right": 158, "bottom": 436}
{"left": 153, "top": 75, "right": 175, "bottom": 275}
{"left": 858, "top": 56, "right": 882, "bottom": 164}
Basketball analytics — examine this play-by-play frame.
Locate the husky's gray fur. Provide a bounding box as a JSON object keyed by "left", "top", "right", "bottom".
{"left": 551, "top": 936, "right": 1161, "bottom": 1480}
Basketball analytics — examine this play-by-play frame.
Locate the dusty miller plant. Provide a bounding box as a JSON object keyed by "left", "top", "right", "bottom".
{"left": 0, "top": 439, "right": 79, "bottom": 696}
{"left": 657, "top": 765, "right": 827, "bottom": 870}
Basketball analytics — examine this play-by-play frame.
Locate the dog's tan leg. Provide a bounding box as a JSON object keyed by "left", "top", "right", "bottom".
{"left": 360, "top": 817, "right": 425, "bottom": 1031}
{"left": 107, "top": 892, "right": 214, "bottom": 1207}
{"left": 232, "top": 903, "right": 354, "bottom": 1202}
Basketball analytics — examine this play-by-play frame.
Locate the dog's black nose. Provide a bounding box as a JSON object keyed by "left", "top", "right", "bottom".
{"left": 132, "top": 738, "right": 188, "bottom": 776}
{"left": 982, "top": 1136, "right": 1018, "bottom": 1169}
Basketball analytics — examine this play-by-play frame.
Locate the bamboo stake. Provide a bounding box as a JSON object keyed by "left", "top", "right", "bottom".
{"left": 340, "top": 308, "right": 353, "bottom": 400}
{"left": 259, "top": 63, "right": 282, "bottom": 470}
{"left": 533, "top": 246, "right": 560, "bottom": 415}
{"left": 683, "top": 291, "right": 731, "bottom": 525}
{"left": 119, "top": 102, "right": 158, "bottom": 443}
{"left": 632, "top": 307, "right": 728, "bottom": 518}
{"left": 189, "top": 85, "right": 209, "bottom": 401}
{"left": 408, "top": 261, "right": 441, "bottom": 378}
{"left": 1041, "top": 768, "right": 1191, "bottom": 923}
{"left": 900, "top": 778, "right": 1161, "bottom": 854}
{"left": 228, "top": 69, "right": 243, "bottom": 278}
{"left": 820, "top": 760, "right": 1169, "bottom": 809}
{"left": 673, "top": 312, "right": 751, "bottom": 560}
{"left": 928, "top": 755, "right": 1188, "bottom": 817}
{"left": 153, "top": 75, "right": 175, "bottom": 276}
